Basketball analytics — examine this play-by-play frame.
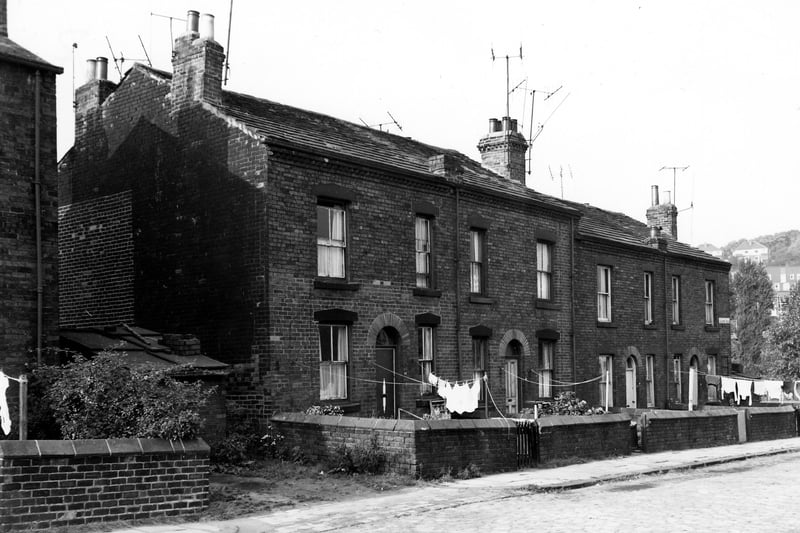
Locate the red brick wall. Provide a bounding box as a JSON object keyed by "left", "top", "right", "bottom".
{"left": 0, "top": 59, "right": 60, "bottom": 425}
{"left": 573, "top": 239, "right": 731, "bottom": 410}
{"left": 640, "top": 409, "right": 739, "bottom": 452}
{"left": 535, "top": 414, "right": 633, "bottom": 464}
{"left": 745, "top": 406, "right": 797, "bottom": 442}
{"left": 0, "top": 438, "right": 209, "bottom": 531}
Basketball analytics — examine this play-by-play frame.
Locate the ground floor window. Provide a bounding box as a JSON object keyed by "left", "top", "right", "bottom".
{"left": 599, "top": 355, "right": 613, "bottom": 407}
{"left": 419, "top": 326, "right": 434, "bottom": 394}
{"left": 319, "top": 324, "right": 348, "bottom": 400}
{"left": 646, "top": 355, "right": 655, "bottom": 407}
{"left": 539, "top": 341, "right": 554, "bottom": 397}
{"left": 672, "top": 354, "right": 682, "bottom": 403}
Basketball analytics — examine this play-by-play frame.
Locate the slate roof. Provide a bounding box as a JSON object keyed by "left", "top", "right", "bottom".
{"left": 60, "top": 325, "right": 228, "bottom": 371}
{"left": 129, "top": 63, "right": 721, "bottom": 265}
{"left": 733, "top": 239, "right": 768, "bottom": 252}
{"left": 0, "top": 36, "right": 62, "bottom": 73}
{"left": 562, "top": 200, "right": 727, "bottom": 264}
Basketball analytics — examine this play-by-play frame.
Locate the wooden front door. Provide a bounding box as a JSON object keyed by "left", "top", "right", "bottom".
{"left": 505, "top": 359, "right": 519, "bottom": 414}
{"left": 375, "top": 347, "right": 396, "bottom": 417}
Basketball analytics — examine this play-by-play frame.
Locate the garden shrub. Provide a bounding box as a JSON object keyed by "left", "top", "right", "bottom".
{"left": 329, "top": 435, "right": 385, "bottom": 474}
{"left": 522, "top": 391, "right": 604, "bottom": 417}
{"left": 35, "top": 352, "right": 212, "bottom": 440}
{"left": 209, "top": 408, "right": 263, "bottom": 465}
{"left": 305, "top": 405, "right": 344, "bottom": 416}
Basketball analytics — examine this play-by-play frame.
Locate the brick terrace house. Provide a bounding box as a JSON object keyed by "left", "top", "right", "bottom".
{"left": 59, "top": 12, "right": 729, "bottom": 424}
{"left": 0, "top": 0, "right": 61, "bottom": 428}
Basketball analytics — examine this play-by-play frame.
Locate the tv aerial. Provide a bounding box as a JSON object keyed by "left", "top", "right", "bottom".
{"left": 359, "top": 112, "right": 404, "bottom": 133}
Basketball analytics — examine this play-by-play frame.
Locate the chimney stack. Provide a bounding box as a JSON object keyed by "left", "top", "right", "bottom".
{"left": 0, "top": 0, "right": 7, "bottom": 38}
{"left": 477, "top": 115, "right": 528, "bottom": 184}
{"left": 645, "top": 185, "right": 678, "bottom": 239}
{"left": 75, "top": 55, "right": 117, "bottom": 138}
{"left": 171, "top": 10, "right": 225, "bottom": 106}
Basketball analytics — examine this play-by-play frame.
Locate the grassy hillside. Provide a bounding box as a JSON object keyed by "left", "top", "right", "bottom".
{"left": 722, "top": 230, "right": 800, "bottom": 265}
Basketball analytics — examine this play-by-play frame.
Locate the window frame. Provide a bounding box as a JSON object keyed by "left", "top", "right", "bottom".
{"left": 538, "top": 340, "right": 554, "bottom": 398}
{"left": 415, "top": 216, "right": 433, "bottom": 289}
{"left": 599, "top": 355, "right": 613, "bottom": 407}
{"left": 469, "top": 229, "right": 487, "bottom": 295}
{"left": 704, "top": 280, "right": 716, "bottom": 325}
{"left": 707, "top": 354, "right": 717, "bottom": 376}
{"left": 672, "top": 354, "right": 682, "bottom": 402}
{"left": 472, "top": 336, "right": 488, "bottom": 400}
{"left": 645, "top": 354, "right": 655, "bottom": 407}
{"left": 316, "top": 203, "right": 347, "bottom": 279}
{"left": 418, "top": 326, "right": 435, "bottom": 395}
{"left": 643, "top": 272, "right": 654, "bottom": 325}
{"left": 671, "top": 275, "right": 682, "bottom": 325}
{"left": 536, "top": 241, "right": 553, "bottom": 301}
{"left": 318, "top": 324, "right": 349, "bottom": 400}
{"left": 597, "top": 265, "right": 612, "bottom": 322}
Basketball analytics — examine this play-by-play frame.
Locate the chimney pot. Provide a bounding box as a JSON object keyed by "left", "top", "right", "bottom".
{"left": 651, "top": 185, "right": 659, "bottom": 206}
{"left": 665, "top": 191, "right": 672, "bottom": 204}
{"left": 489, "top": 118, "right": 501, "bottom": 133}
{"left": 200, "top": 13, "right": 215, "bottom": 40}
{"left": 95, "top": 57, "right": 108, "bottom": 81}
{"left": 186, "top": 10, "right": 199, "bottom": 34}
{"left": 502, "top": 116, "right": 512, "bottom": 132}
{"left": 85, "top": 58, "right": 97, "bottom": 83}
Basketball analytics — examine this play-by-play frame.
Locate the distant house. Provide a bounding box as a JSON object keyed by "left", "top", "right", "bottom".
{"left": 697, "top": 243, "right": 724, "bottom": 259}
{"left": 765, "top": 265, "right": 800, "bottom": 316}
{"left": 732, "top": 240, "right": 769, "bottom": 264}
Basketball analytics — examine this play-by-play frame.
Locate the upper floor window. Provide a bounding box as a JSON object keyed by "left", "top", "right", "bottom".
{"left": 319, "top": 324, "right": 349, "bottom": 400}
{"left": 597, "top": 266, "right": 612, "bottom": 322}
{"left": 539, "top": 341, "right": 554, "bottom": 397}
{"left": 537, "top": 241, "right": 553, "bottom": 300}
{"left": 317, "top": 204, "right": 346, "bottom": 278}
{"left": 705, "top": 280, "right": 716, "bottom": 325}
{"left": 643, "top": 272, "right": 653, "bottom": 325}
{"left": 415, "top": 216, "right": 432, "bottom": 288}
{"left": 470, "top": 229, "right": 486, "bottom": 294}
{"left": 418, "top": 326, "right": 435, "bottom": 395}
{"left": 671, "top": 276, "right": 681, "bottom": 325}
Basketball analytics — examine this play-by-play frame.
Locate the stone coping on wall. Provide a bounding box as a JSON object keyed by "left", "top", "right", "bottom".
{"left": 0, "top": 438, "right": 209, "bottom": 458}
{"left": 643, "top": 408, "right": 739, "bottom": 420}
{"left": 535, "top": 413, "right": 632, "bottom": 428}
{"left": 745, "top": 405, "right": 797, "bottom": 415}
{"left": 271, "top": 412, "right": 515, "bottom": 430}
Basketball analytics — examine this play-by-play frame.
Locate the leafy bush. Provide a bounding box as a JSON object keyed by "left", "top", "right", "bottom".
{"left": 329, "top": 435, "right": 385, "bottom": 474}
{"left": 209, "top": 409, "right": 264, "bottom": 465}
{"left": 305, "top": 405, "right": 344, "bottom": 416}
{"left": 35, "top": 352, "right": 212, "bottom": 440}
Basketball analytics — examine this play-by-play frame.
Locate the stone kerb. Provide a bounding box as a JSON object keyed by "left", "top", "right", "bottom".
{"left": 0, "top": 438, "right": 209, "bottom": 532}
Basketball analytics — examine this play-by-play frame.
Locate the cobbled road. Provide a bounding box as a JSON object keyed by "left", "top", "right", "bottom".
{"left": 338, "top": 453, "right": 800, "bottom": 533}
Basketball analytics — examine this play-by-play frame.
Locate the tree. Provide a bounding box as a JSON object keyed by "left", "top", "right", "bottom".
{"left": 730, "top": 260, "right": 774, "bottom": 374}
{"left": 762, "top": 285, "right": 800, "bottom": 380}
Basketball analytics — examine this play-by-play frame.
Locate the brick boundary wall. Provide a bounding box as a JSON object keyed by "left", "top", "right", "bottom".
{"left": 271, "top": 414, "right": 517, "bottom": 478}
{"left": 0, "top": 438, "right": 209, "bottom": 532}
{"left": 535, "top": 414, "right": 633, "bottom": 464}
{"left": 745, "top": 406, "right": 798, "bottom": 442}
{"left": 640, "top": 409, "right": 739, "bottom": 453}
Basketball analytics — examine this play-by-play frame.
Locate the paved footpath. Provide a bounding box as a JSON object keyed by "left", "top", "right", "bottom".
{"left": 111, "top": 437, "right": 800, "bottom": 533}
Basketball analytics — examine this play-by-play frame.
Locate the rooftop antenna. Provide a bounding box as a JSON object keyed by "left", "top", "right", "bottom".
{"left": 224, "top": 0, "right": 233, "bottom": 85}
{"left": 491, "top": 45, "right": 523, "bottom": 119}
{"left": 105, "top": 36, "right": 123, "bottom": 79}
{"left": 526, "top": 85, "right": 566, "bottom": 175}
{"left": 659, "top": 165, "right": 689, "bottom": 206}
{"left": 548, "top": 164, "right": 572, "bottom": 199}
{"left": 359, "top": 112, "right": 403, "bottom": 133}
{"left": 71, "top": 43, "right": 78, "bottom": 109}
{"left": 151, "top": 12, "right": 186, "bottom": 56}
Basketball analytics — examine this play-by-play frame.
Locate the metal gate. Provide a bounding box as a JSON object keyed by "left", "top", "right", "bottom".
{"left": 516, "top": 420, "right": 538, "bottom": 468}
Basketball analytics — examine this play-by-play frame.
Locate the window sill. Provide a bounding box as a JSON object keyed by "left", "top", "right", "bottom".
{"left": 469, "top": 295, "right": 495, "bottom": 305}
{"left": 535, "top": 299, "right": 560, "bottom": 310}
{"left": 670, "top": 324, "right": 686, "bottom": 331}
{"left": 643, "top": 323, "right": 658, "bottom": 330}
{"left": 413, "top": 287, "right": 442, "bottom": 298}
{"left": 314, "top": 279, "right": 360, "bottom": 291}
{"left": 704, "top": 325, "right": 720, "bottom": 332}
{"left": 596, "top": 321, "right": 618, "bottom": 328}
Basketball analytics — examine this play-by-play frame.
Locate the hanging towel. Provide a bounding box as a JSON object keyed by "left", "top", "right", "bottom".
{"left": 764, "top": 380, "right": 784, "bottom": 400}
{"left": 721, "top": 376, "right": 737, "bottom": 396}
{"left": 734, "top": 379, "right": 752, "bottom": 406}
{"left": 753, "top": 381, "right": 768, "bottom": 397}
{"left": 0, "top": 372, "right": 10, "bottom": 436}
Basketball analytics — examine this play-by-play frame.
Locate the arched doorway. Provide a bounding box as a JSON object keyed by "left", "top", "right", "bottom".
{"left": 625, "top": 356, "right": 637, "bottom": 408}
{"left": 504, "top": 340, "right": 522, "bottom": 414}
{"left": 689, "top": 356, "right": 700, "bottom": 410}
{"left": 375, "top": 328, "right": 398, "bottom": 417}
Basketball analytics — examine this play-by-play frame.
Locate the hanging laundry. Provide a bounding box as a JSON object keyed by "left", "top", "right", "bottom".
{"left": 0, "top": 372, "right": 10, "bottom": 436}
{"left": 734, "top": 379, "right": 752, "bottom": 406}
{"left": 762, "top": 380, "right": 784, "bottom": 400}
{"left": 428, "top": 372, "right": 480, "bottom": 414}
{"left": 721, "top": 376, "right": 737, "bottom": 399}
{"left": 753, "top": 380, "right": 768, "bottom": 397}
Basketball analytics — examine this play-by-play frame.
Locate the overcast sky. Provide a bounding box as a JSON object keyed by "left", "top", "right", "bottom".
{"left": 8, "top": 1, "right": 800, "bottom": 247}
